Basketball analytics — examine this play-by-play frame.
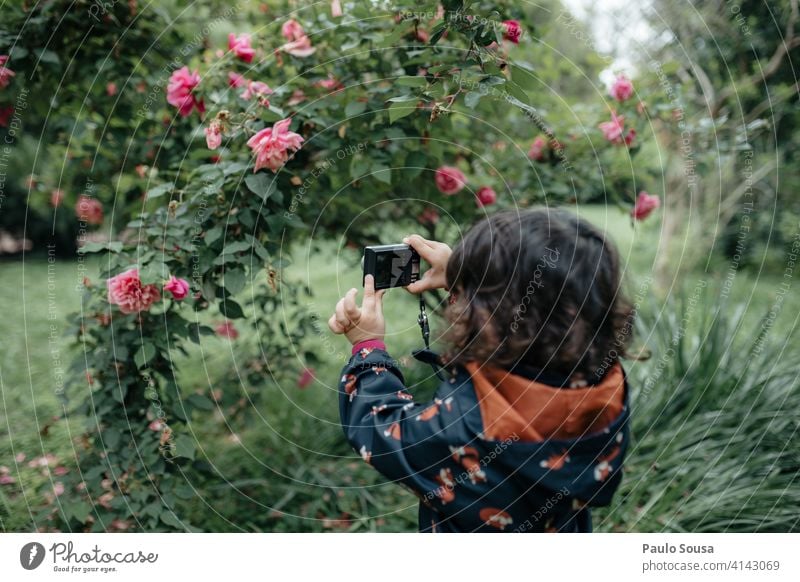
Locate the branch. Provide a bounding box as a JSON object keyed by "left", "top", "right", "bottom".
{"left": 745, "top": 81, "right": 800, "bottom": 124}
{"left": 711, "top": 0, "right": 799, "bottom": 117}
{"left": 718, "top": 159, "right": 777, "bottom": 227}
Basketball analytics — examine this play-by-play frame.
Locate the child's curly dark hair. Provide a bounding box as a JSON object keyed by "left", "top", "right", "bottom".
{"left": 443, "top": 208, "right": 635, "bottom": 382}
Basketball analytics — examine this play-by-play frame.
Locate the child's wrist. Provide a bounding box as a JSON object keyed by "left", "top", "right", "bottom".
{"left": 351, "top": 338, "right": 386, "bottom": 355}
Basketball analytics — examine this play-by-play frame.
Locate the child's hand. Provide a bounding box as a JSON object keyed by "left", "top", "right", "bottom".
{"left": 403, "top": 234, "right": 452, "bottom": 293}
{"left": 328, "top": 274, "right": 386, "bottom": 345}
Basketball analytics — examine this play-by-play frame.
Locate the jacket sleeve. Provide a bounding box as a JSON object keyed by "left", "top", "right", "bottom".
{"left": 338, "top": 346, "right": 454, "bottom": 498}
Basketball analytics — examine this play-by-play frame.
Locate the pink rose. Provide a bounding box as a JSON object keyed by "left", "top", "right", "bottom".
{"left": 476, "top": 186, "right": 497, "bottom": 207}
{"left": 228, "top": 71, "right": 247, "bottom": 88}
{"left": 281, "top": 21, "right": 315, "bottom": 57}
{"left": 297, "top": 367, "right": 316, "bottom": 389}
{"left": 107, "top": 268, "right": 161, "bottom": 314}
{"left": 314, "top": 75, "right": 341, "bottom": 91}
{"left": 228, "top": 33, "right": 256, "bottom": 63}
{"left": 287, "top": 89, "right": 307, "bottom": 106}
{"left": 282, "top": 35, "right": 316, "bottom": 58}
{"left": 281, "top": 20, "right": 306, "bottom": 42}
{"left": 216, "top": 321, "right": 239, "bottom": 339}
{"left": 204, "top": 121, "right": 222, "bottom": 150}
{"left": 632, "top": 191, "right": 660, "bottom": 221}
{"left": 164, "top": 276, "right": 190, "bottom": 300}
{"left": 624, "top": 128, "right": 636, "bottom": 147}
{"left": 0, "top": 55, "right": 15, "bottom": 89}
{"left": 106, "top": 82, "right": 117, "bottom": 96}
{"left": 418, "top": 207, "right": 440, "bottom": 225}
{"left": 528, "top": 136, "right": 547, "bottom": 161}
{"left": 246, "top": 117, "right": 304, "bottom": 173}
{"left": 503, "top": 20, "right": 522, "bottom": 44}
{"left": 331, "top": 0, "right": 343, "bottom": 17}
{"left": 76, "top": 195, "right": 104, "bottom": 225}
{"left": 0, "top": 105, "right": 12, "bottom": 127}
{"left": 51, "top": 189, "right": 64, "bottom": 207}
{"left": 28, "top": 454, "right": 57, "bottom": 468}
{"left": 53, "top": 482, "right": 65, "bottom": 497}
{"left": 598, "top": 112, "right": 625, "bottom": 143}
{"left": 610, "top": 75, "right": 634, "bottom": 102}
{"left": 148, "top": 419, "right": 165, "bottom": 431}
{"left": 241, "top": 80, "right": 273, "bottom": 103}
{"left": 166, "top": 66, "right": 205, "bottom": 117}
{"left": 435, "top": 166, "right": 467, "bottom": 195}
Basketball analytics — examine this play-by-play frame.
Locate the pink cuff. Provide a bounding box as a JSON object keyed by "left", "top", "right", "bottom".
{"left": 351, "top": 339, "right": 386, "bottom": 355}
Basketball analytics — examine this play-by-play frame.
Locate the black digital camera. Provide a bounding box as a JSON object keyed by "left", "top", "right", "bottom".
{"left": 362, "top": 244, "right": 420, "bottom": 290}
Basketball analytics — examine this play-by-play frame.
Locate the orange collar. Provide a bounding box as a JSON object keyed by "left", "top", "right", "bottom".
{"left": 465, "top": 361, "right": 626, "bottom": 442}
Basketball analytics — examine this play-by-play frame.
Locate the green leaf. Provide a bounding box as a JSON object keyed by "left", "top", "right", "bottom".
{"left": 464, "top": 91, "right": 483, "bottom": 109}
{"left": 146, "top": 183, "right": 174, "bottom": 200}
{"left": 509, "top": 63, "right": 538, "bottom": 91}
{"left": 103, "top": 428, "right": 121, "bottom": 449}
{"left": 245, "top": 172, "right": 274, "bottom": 201}
{"left": 185, "top": 394, "right": 215, "bottom": 411}
{"left": 140, "top": 261, "right": 168, "bottom": 285}
{"left": 188, "top": 324, "right": 216, "bottom": 344}
{"left": 504, "top": 80, "right": 530, "bottom": 106}
{"left": 111, "top": 382, "right": 128, "bottom": 404}
{"left": 396, "top": 76, "right": 428, "bottom": 87}
{"left": 259, "top": 108, "right": 284, "bottom": 123}
{"left": 223, "top": 268, "right": 247, "bottom": 295}
{"left": 429, "top": 22, "right": 448, "bottom": 45}
{"left": 205, "top": 226, "right": 223, "bottom": 245}
{"left": 350, "top": 155, "right": 371, "bottom": 179}
{"left": 220, "top": 299, "right": 245, "bottom": 319}
{"left": 221, "top": 241, "right": 251, "bottom": 255}
{"left": 222, "top": 161, "right": 249, "bottom": 176}
{"left": 64, "top": 501, "right": 91, "bottom": 523}
{"left": 34, "top": 48, "right": 60, "bottom": 65}
{"left": 389, "top": 101, "right": 417, "bottom": 124}
{"left": 387, "top": 94, "right": 420, "bottom": 103}
{"left": 173, "top": 435, "right": 196, "bottom": 460}
{"left": 174, "top": 485, "right": 196, "bottom": 500}
{"left": 160, "top": 511, "right": 184, "bottom": 529}
{"left": 78, "top": 241, "right": 123, "bottom": 254}
{"left": 404, "top": 150, "right": 428, "bottom": 178}
{"left": 372, "top": 164, "right": 392, "bottom": 185}
{"left": 134, "top": 343, "right": 156, "bottom": 368}
{"left": 345, "top": 101, "right": 367, "bottom": 117}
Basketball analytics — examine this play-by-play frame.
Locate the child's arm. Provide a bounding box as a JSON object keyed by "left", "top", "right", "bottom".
{"left": 338, "top": 340, "right": 450, "bottom": 496}
{"left": 328, "top": 275, "right": 449, "bottom": 497}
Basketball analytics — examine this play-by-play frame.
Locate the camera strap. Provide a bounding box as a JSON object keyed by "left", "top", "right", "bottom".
{"left": 414, "top": 296, "right": 447, "bottom": 381}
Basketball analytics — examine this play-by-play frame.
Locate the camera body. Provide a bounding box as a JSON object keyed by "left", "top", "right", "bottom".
{"left": 362, "top": 244, "right": 420, "bottom": 290}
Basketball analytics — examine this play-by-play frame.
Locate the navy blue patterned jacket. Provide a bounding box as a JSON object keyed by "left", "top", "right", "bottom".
{"left": 338, "top": 342, "right": 630, "bottom": 533}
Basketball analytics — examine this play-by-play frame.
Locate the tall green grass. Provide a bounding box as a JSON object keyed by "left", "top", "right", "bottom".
{"left": 596, "top": 285, "right": 800, "bottom": 532}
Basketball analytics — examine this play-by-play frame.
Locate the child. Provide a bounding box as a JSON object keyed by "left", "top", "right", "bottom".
{"left": 328, "top": 209, "right": 633, "bottom": 532}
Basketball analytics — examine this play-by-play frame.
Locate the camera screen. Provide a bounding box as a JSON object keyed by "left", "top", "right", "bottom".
{"left": 374, "top": 250, "right": 409, "bottom": 288}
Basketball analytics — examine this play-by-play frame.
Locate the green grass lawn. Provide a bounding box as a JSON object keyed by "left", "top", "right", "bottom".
{"left": 0, "top": 256, "right": 98, "bottom": 531}
{"left": 2, "top": 206, "right": 798, "bottom": 532}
